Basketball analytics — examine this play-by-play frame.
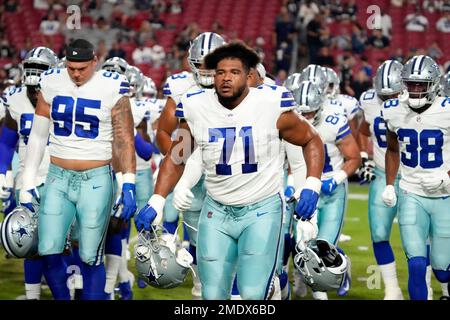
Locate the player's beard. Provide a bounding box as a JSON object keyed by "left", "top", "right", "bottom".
{"left": 217, "top": 84, "right": 246, "bottom": 109}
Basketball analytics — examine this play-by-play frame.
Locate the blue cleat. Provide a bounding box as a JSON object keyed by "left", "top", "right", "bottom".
{"left": 118, "top": 281, "right": 133, "bottom": 300}
{"left": 337, "top": 257, "right": 352, "bottom": 296}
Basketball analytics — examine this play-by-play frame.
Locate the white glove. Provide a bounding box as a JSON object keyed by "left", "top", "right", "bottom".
{"left": 0, "top": 172, "right": 13, "bottom": 199}
{"left": 296, "top": 215, "right": 318, "bottom": 245}
{"left": 420, "top": 171, "right": 450, "bottom": 193}
{"left": 382, "top": 185, "right": 397, "bottom": 208}
{"left": 173, "top": 184, "right": 194, "bottom": 211}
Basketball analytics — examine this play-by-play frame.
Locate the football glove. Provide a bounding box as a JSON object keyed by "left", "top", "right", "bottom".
{"left": 357, "top": 152, "right": 375, "bottom": 184}
{"left": 321, "top": 170, "right": 347, "bottom": 196}
{"left": 112, "top": 183, "right": 137, "bottom": 221}
{"left": 173, "top": 184, "right": 194, "bottom": 212}
{"left": 19, "top": 187, "right": 40, "bottom": 214}
{"left": 135, "top": 194, "right": 165, "bottom": 231}
{"left": 382, "top": 185, "right": 397, "bottom": 208}
{"left": 294, "top": 177, "right": 321, "bottom": 220}
{"left": 420, "top": 171, "right": 450, "bottom": 193}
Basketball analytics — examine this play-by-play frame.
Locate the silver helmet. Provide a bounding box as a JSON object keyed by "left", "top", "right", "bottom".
{"left": 323, "top": 67, "right": 340, "bottom": 98}
{"left": 22, "top": 46, "right": 59, "bottom": 86}
{"left": 440, "top": 72, "right": 450, "bottom": 97}
{"left": 142, "top": 76, "right": 157, "bottom": 99}
{"left": 284, "top": 72, "right": 302, "bottom": 92}
{"left": 134, "top": 227, "right": 193, "bottom": 289}
{"left": 374, "top": 60, "right": 404, "bottom": 99}
{"left": 188, "top": 32, "right": 226, "bottom": 87}
{"left": 102, "top": 57, "right": 129, "bottom": 75}
{"left": 57, "top": 56, "right": 66, "bottom": 69}
{"left": 293, "top": 239, "right": 348, "bottom": 292}
{"left": 299, "top": 64, "right": 328, "bottom": 94}
{"left": 292, "top": 81, "right": 324, "bottom": 126}
{"left": 125, "top": 65, "right": 144, "bottom": 99}
{"left": 0, "top": 206, "right": 38, "bottom": 258}
{"left": 401, "top": 55, "right": 441, "bottom": 109}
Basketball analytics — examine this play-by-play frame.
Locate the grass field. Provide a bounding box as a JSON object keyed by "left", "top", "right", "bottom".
{"left": 0, "top": 183, "right": 444, "bottom": 300}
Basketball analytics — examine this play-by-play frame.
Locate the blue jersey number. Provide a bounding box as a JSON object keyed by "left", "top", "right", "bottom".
{"left": 208, "top": 126, "right": 258, "bottom": 175}
{"left": 373, "top": 116, "right": 387, "bottom": 148}
{"left": 323, "top": 144, "right": 333, "bottom": 173}
{"left": 384, "top": 99, "right": 399, "bottom": 109}
{"left": 102, "top": 71, "right": 120, "bottom": 80}
{"left": 19, "top": 113, "right": 34, "bottom": 145}
{"left": 397, "top": 129, "right": 443, "bottom": 169}
{"left": 325, "top": 115, "right": 339, "bottom": 125}
{"left": 51, "top": 96, "right": 101, "bottom": 139}
{"left": 171, "top": 74, "right": 187, "bottom": 80}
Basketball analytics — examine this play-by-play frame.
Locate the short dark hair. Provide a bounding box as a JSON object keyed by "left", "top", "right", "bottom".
{"left": 204, "top": 42, "right": 260, "bottom": 72}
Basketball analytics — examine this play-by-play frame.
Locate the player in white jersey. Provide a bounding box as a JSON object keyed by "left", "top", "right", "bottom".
{"left": 135, "top": 42, "right": 325, "bottom": 300}
{"left": 0, "top": 47, "right": 58, "bottom": 300}
{"left": 19, "top": 39, "right": 137, "bottom": 300}
{"left": 382, "top": 55, "right": 450, "bottom": 300}
{"left": 322, "top": 67, "right": 361, "bottom": 138}
{"left": 440, "top": 71, "right": 450, "bottom": 97}
{"left": 156, "top": 32, "right": 226, "bottom": 299}
{"left": 292, "top": 80, "right": 361, "bottom": 300}
{"left": 358, "top": 60, "right": 405, "bottom": 300}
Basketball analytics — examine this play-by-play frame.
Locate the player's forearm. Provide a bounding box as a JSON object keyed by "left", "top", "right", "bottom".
{"left": 154, "top": 156, "right": 185, "bottom": 197}
{"left": 357, "top": 131, "right": 370, "bottom": 153}
{"left": 155, "top": 129, "right": 173, "bottom": 155}
{"left": 22, "top": 115, "right": 50, "bottom": 189}
{"left": 112, "top": 97, "right": 136, "bottom": 174}
{"left": 302, "top": 134, "right": 325, "bottom": 179}
{"left": 349, "top": 117, "right": 360, "bottom": 139}
{"left": 385, "top": 149, "right": 399, "bottom": 186}
{"left": 341, "top": 155, "right": 362, "bottom": 177}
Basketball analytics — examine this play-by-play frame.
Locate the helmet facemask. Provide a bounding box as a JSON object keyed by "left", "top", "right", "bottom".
{"left": 404, "top": 80, "right": 436, "bottom": 109}
{"left": 23, "top": 62, "right": 51, "bottom": 86}
{"left": 189, "top": 60, "right": 215, "bottom": 87}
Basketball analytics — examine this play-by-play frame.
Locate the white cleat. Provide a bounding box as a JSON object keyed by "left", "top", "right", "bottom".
{"left": 384, "top": 287, "right": 404, "bottom": 300}
{"left": 230, "top": 294, "right": 243, "bottom": 300}
{"left": 269, "top": 276, "right": 281, "bottom": 300}
{"left": 312, "top": 291, "right": 328, "bottom": 300}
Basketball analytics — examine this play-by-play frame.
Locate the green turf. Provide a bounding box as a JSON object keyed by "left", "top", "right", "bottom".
{"left": 0, "top": 183, "right": 444, "bottom": 300}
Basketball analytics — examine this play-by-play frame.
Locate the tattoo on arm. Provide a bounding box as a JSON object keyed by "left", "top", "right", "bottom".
{"left": 112, "top": 96, "right": 136, "bottom": 174}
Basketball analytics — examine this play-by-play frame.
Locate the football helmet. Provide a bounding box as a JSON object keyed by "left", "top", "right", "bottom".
{"left": 134, "top": 226, "right": 193, "bottom": 289}
{"left": 440, "top": 72, "right": 450, "bottom": 97}
{"left": 323, "top": 67, "right": 340, "bottom": 98}
{"left": 102, "top": 57, "right": 129, "bottom": 75}
{"left": 22, "top": 46, "right": 59, "bottom": 86}
{"left": 125, "top": 65, "right": 144, "bottom": 99}
{"left": 401, "top": 55, "right": 441, "bottom": 108}
{"left": 293, "top": 239, "right": 348, "bottom": 292}
{"left": 299, "top": 64, "right": 328, "bottom": 94}
{"left": 57, "top": 57, "right": 66, "bottom": 69}
{"left": 142, "top": 76, "right": 157, "bottom": 99}
{"left": 284, "top": 72, "right": 302, "bottom": 92}
{"left": 188, "top": 32, "right": 226, "bottom": 87}
{"left": 374, "top": 60, "right": 404, "bottom": 99}
{"left": 0, "top": 206, "right": 38, "bottom": 258}
{"left": 292, "top": 81, "right": 324, "bottom": 126}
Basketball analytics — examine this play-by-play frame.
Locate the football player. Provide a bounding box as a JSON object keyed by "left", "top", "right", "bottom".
{"left": 382, "top": 55, "right": 450, "bottom": 300}
{"left": 358, "top": 60, "right": 404, "bottom": 300}
{"left": 135, "top": 42, "right": 325, "bottom": 300}
{"left": 0, "top": 47, "right": 58, "bottom": 299}
{"left": 292, "top": 80, "right": 361, "bottom": 300}
{"left": 20, "top": 39, "right": 137, "bottom": 300}
{"left": 156, "top": 32, "right": 226, "bottom": 299}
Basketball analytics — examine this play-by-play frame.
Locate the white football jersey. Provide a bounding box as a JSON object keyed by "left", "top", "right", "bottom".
{"left": 39, "top": 68, "right": 129, "bottom": 161}
{"left": 360, "top": 89, "right": 388, "bottom": 170}
{"left": 314, "top": 112, "right": 351, "bottom": 180}
{"left": 4, "top": 86, "right": 50, "bottom": 189}
{"left": 131, "top": 97, "right": 152, "bottom": 170}
{"left": 324, "top": 94, "right": 360, "bottom": 121}
{"left": 163, "top": 72, "right": 197, "bottom": 105}
{"left": 177, "top": 84, "right": 297, "bottom": 206}
{"left": 383, "top": 97, "right": 450, "bottom": 197}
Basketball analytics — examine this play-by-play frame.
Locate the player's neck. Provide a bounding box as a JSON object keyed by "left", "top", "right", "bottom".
{"left": 218, "top": 87, "right": 249, "bottom": 110}
{"left": 408, "top": 103, "right": 431, "bottom": 114}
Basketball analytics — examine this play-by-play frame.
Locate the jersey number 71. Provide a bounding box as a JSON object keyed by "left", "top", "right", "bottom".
{"left": 208, "top": 126, "right": 258, "bottom": 175}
